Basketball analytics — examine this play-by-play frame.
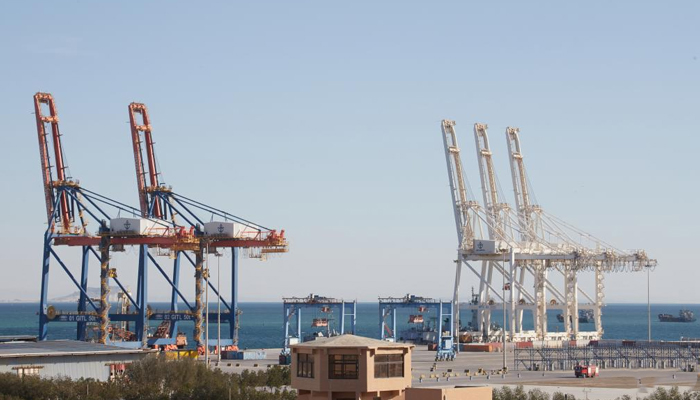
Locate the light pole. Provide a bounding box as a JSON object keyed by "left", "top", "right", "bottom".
{"left": 502, "top": 250, "right": 507, "bottom": 371}
{"left": 217, "top": 251, "right": 222, "bottom": 364}
{"left": 205, "top": 243, "right": 210, "bottom": 368}
{"left": 647, "top": 265, "right": 651, "bottom": 342}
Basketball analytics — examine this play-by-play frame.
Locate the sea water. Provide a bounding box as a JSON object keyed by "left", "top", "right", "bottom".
{"left": 1, "top": 303, "right": 697, "bottom": 349}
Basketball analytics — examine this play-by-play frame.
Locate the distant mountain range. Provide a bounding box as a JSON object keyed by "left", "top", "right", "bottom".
{"left": 50, "top": 287, "right": 122, "bottom": 303}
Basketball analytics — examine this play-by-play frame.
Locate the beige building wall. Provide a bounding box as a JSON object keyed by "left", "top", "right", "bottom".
{"left": 291, "top": 336, "right": 412, "bottom": 400}
{"left": 406, "top": 387, "right": 492, "bottom": 400}
{"left": 291, "top": 335, "right": 490, "bottom": 400}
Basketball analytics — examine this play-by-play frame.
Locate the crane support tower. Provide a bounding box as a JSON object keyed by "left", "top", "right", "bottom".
{"left": 127, "top": 102, "right": 288, "bottom": 352}
{"left": 379, "top": 294, "right": 455, "bottom": 361}
{"left": 441, "top": 119, "right": 656, "bottom": 344}
{"left": 282, "top": 294, "right": 357, "bottom": 358}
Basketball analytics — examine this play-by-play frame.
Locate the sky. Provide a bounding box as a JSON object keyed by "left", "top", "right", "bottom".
{"left": 0, "top": 1, "right": 698, "bottom": 304}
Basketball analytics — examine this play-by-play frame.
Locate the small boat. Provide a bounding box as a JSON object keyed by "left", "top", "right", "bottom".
{"left": 417, "top": 306, "right": 428, "bottom": 312}
{"left": 557, "top": 310, "right": 594, "bottom": 323}
{"left": 312, "top": 318, "right": 328, "bottom": 327}
{"left": 320, "top": 306, "right": 331, "bottom": 313}
{"left": 408, "top": 315, "right": 424, "bottom": 324}
{"left": 659, "top": 310, "right": 696, "bottom": 323}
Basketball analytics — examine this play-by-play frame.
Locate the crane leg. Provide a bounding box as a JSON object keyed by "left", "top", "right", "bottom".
{"left": 231, "top": 248, "right": 239, "bottom": 345}
{"left": 39, "top": 234, "right": 51, "bottom": 341}
{"left": 478, "top": 261, "right": 489, "bottom": 339}
{"left": 194, "top": 248, "right": 204, "bottom": 347}
{"left": 595, "top": 264, "right": 604, "bottom": 337}
{"left": 99, "top": 237, "right": 111, "bottom": 344}
{"left": 516, "top": 265, "right": 526, "bottom": 332}
{"left": 485, "top": 261, "right": 494, "bottom": 339}
{"left": 453, "top": 258, "right": 462, "bottom": 347}
{"left": 77, "top": 246, "right": 90, "bottom": 341}
{"left": 564, "top": 266, "right": 578, "bottom": 339}
{"left": 535, "top": 262, "right": 548, "bottom": 340}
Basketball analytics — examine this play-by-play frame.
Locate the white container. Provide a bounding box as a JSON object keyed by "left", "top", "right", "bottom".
{"left": 203, "top": 221, "right": 261, "bottom": 239}
{"left": 110, "top": 218, "right": 170, "bottom": 236}
{"left": 473, "top": 239, "right": 497, "bottom": 254}
{"left": 472, "top": 240, "right": 510, "bottom": 254}
{"left": 110, "top": 218, "right": 148, "bottom": 235}
{"left": 204, "top": 221, "right": 235, "bottom": 237}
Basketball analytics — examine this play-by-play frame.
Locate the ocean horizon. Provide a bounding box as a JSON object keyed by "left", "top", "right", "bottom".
{"left": 2, "top": 303, "right": 698, "bottom": 349}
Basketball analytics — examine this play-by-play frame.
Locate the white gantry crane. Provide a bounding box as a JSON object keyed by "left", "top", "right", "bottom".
{"left": 441, "top": 120, "right": 656, "bottom": 343}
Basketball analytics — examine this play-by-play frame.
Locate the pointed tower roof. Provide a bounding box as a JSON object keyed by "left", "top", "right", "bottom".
{"left": 291, "top": 334, "right": 413, "bottom": 349}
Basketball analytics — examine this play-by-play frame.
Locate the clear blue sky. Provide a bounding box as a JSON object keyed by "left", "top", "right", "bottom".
{"left": 0, "top": 1, "right": 698, "bottom": 303}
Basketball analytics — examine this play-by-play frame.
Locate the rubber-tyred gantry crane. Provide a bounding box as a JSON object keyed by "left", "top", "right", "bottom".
{"left": 128, "top": 102, "right": 288, "bottom": 350}
{"left": 378, "top": 294, "right": 454, "bottom": 361}
{"left": 281, "top": 294, "right": 356, "bottom": 360}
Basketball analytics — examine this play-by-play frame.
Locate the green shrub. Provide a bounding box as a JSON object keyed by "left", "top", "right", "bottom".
{"left": 0, "top": 356, "right": 293, "bottom": 400}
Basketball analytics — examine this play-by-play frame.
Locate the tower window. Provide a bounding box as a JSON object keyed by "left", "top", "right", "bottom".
{"left": 297, "top": 353, "right": 314, "bottom": 378}
{"left": 374, "top": 354, "right": 404, "bottom": 378}
{"left": 329, "top": 354, "right": 359, "bottom": 379}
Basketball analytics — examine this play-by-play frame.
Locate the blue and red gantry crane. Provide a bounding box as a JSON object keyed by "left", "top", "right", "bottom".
{"left": 34, "top": 92, "right": 288, "bottom": 351}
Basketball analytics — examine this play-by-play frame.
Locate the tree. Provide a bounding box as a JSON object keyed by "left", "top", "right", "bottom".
{"left": 0, "top": 356, "right": 294, "bottom": 400}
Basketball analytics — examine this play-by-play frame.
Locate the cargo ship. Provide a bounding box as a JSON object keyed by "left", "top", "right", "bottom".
{"left": 557, "top": 310, "right": 594, "bottom": 323}
{"left": 658, "top": 309, "right": 696, "bottom": 323}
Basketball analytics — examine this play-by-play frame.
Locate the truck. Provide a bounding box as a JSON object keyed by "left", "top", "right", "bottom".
{"left": 574, "top": 364, "right": 599, "bottom": 378}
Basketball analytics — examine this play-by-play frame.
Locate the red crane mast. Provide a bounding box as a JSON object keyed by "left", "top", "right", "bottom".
{"left": 129, "top": 102, "right": 163, "bottom": 219}
{"left": 34, "top": 93, "right": 72, "bottom": 233}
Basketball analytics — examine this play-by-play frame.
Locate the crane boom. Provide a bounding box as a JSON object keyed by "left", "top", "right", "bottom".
{"left": 441, "top": 120, "right": 477, "bottom": 247}
{"left": 34, "top": 92, "right": 72, "bottom": 233}
{"left": 442, "top": 119, "right": 481, "bottom": 349}
{"left": 129, "top": 103, "right": 163, "bottom": 219}
{"left": 506, "top": 127, "right": 532, "bottom": 240}
{"left": 474, "top": 123, "right": 508, "bottom": 239}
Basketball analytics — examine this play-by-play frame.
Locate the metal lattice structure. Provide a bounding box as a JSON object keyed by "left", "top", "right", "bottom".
{"left": 514, "top": 341, "right": 700, "bottom": 371}
{"left": 126, "top": 102, "right": 288, "bottom": 350}
{"left": 379, "top": 294, "right": 455, "bottom": 361}
{"left": 35, "top": 92, "right": 151, "bottom": 346}
{"left": 35, "top": 93, "right": 288, "bottom": 350}
{"left": 441, "top": 120, "right": 657, "bottom": 343}
{"left": 282, "top": 294, "right": 356, "bottom": 354}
